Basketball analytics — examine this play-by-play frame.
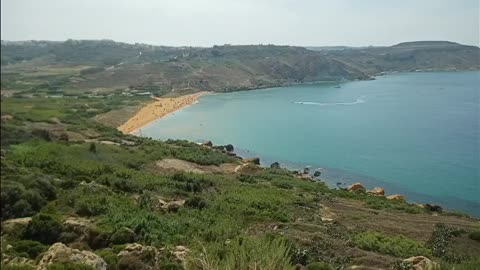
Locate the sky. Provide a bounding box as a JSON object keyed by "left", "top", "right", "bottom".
{"left": 1, "top": 0, "right": 479, "bottom": 47}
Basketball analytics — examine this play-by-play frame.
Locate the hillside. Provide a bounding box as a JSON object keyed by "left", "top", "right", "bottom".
{"left": 1, "top": 40, "right": 478, "bottom": 97}
{"left": 1, "top": 40, "right": 480, "bottom": 270}
{"left": 1, "top": 90, "right": 480, "bottom": 270}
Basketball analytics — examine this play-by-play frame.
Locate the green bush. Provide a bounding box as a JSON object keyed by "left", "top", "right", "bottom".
{"left": 352, "top": 231, "right": 430, "bottom": 258}
{"left": 468, "top": 231, "right": 480, "bottom": 242}
{"left": 11, "top": 240, "right": 47, "bottom": 259}
{"left": 96, "top": 249, "right": 119, "bottom": 270}
{"left": 186, "top": 236, "right": 292, "bottom": 270}
{"left": 110, "top": 227, "right": 136, "bottom": 245}
{"left": 1, "top": 265, "right": 35, "bottom": 270}
{"left": 306, "top": 262, "right": 334, "bottom": 270}
{"left": 46, "top": 263, "right": 96, "bottom": 270}
{"left": 185, "top": 196, "right": 208, "bottom": 210}
{"left": 427, "top": 224, "right": 465, "bottom": 257}
{"left": 24, "top": 213, "right": 63, "bottom": 244}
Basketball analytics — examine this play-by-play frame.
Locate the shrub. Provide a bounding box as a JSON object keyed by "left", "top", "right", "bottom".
{"left": 468, "top": 231, "right": 480, "bottom": 242}
{"left": 24, "top": 213, "right": 63, "bottom": 244}
{"left": 306, "top": 262, "right": 334, "bottom": 270}
{"left": 12, "top": 240, "right": 47, "bottom": 259}
{"left": 117, "top": 254, "right": 147, "bottom": 270}
{"left": 352, "top": 231, "right": 430, "bottom": 258}
{"left": 427, "top": 224, "right": 465, "bottom": 257}
{"left": 96, "top": 249, "right": 119, "bottom": 270}
{"left": 110, "top": 227, "right": 136, "bottom": 245}
{"left": 46, "top": 263, "right": 96, "bottom": 270}
{"left": 237, "top": 174, "right": 256, "bottom": 184}
{"left": 186, "top": 236, "right": 292, "bottom": 270}
{"left": 1, "top": 265, "right": 35, "bottom": 270}
{"left": 185, "top": 196, "right": 208, "bottom": 210}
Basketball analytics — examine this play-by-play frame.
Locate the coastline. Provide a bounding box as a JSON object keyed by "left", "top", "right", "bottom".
{"left": 117, "top": 91, "right": 209, "bottom": 134}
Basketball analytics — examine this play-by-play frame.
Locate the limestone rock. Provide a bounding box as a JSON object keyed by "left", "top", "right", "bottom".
{"left": 37, "top": 242, "right": 107, "bottom": 270}
{"left": 367, "top": 187, "right": 385, "bottom": 196}
{"left": 403, "top": 256, "right": 437, "bottom": 270}
{"left": 2, "top": 217, "right": 32, "bottom": 235}
{"left": 386, "top": 194, "right": 404, "bottom": 200}
{"left": 63, "top": 216, "right": 92, "bottom": 242}
{"left": 117, "top": 243, "right": 162, "bottom": 269}
{"left": 348, "top": 183, "right": 365, "bottom": 192}
{"left": 172, "top": 245, "right": 190, "bottom": 263}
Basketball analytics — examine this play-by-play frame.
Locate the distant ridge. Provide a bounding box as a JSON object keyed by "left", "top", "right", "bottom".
{"left": 1, "top": 40, "right": 479, "bottom": 95}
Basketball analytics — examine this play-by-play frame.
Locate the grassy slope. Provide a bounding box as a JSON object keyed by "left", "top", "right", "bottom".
{"left": 2, "top": 40, "right": 478, "bottom": 98}
{"left": 1, "top": 94, "right": 479, "bottom": 270}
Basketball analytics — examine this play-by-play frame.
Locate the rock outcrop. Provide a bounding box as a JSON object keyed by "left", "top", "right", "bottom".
{"left": 202, "top": 141, "right": 212, "bottom": 147}
{"left": 224, "top": 144, "right": 234, "bottom": 152}
{"left": 243, "top": 157, "right": 260, "bottom": 165}
{"left": 348, "top": 183, "right": 365, "bottom": 192}
{"left": 117, "top": 243, "right": 162, "bottom": 269}
{"left": 62, "top": 216, "right": 92, "bottom": 242}
{"left": 270, "top": 162, "right": 280, "bottom": 169}
{"left": 386, "top": 194, "right": 404, "bottom": 200}
{"left": 37, "top": 242, "right": 107, "bottom": 270}
{"left": 367, "top": 187, "right": 385, "bottom": 196}
{"left": 403, "top": 256, "right": 437, "bottom": 270}
{"left": 2, "top": 217, "right": 32, "bottom": 235}
{"left": 313, "top": 170, "right": 321, "bottom": 177}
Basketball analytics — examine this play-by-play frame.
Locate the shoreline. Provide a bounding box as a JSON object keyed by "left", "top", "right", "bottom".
{"left": 117, "top": 91, "right": 209, "bottom": 134}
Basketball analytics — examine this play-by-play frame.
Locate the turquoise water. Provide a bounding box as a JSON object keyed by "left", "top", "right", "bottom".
{"left": 140, "top": 71, "right": 480, "bottom": 216}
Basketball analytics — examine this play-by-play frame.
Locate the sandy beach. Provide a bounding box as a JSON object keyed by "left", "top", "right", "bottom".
{"left": 118, "top": 91, "right": 209, "bottom": 134}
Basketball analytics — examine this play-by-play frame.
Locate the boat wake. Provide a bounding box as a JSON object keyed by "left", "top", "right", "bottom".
{"left": 294, "top": 96, "right": 366, "bottom": 106}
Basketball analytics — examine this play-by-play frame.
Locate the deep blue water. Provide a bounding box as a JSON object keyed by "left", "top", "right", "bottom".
{"left": 140, "top": 71, "right": 480, "bottom": 216}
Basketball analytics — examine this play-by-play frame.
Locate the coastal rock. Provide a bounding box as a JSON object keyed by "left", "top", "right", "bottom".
{"left": 270, "top": 162, "right": 280, "bottom": 169}
{"left": 243, "top": 157, "right": 260, "bottom": 165}
{"left": 313, "top": 170, "right": 321, "bottom": 177}
{"left": 424, "top": 203, "right": 443, "bottom": 213}
{"left": 386, "top": 194, "right": 404, "bottom": 200}
{"left": 37, "top": 242, "right": 107, "bottom": 270}
{"left": 202, "top": 140, "right": 212, "bottom": 147}
{"left": 224, "top": 144, "right": 234, "bottom": 152}
{"left": 348, "top": 183, "right": 366, "bottom": 192}
{"left": 367, "top": 187, "right": 385, "bottom": 196}
{"left": 303, "top": 167, "right": 310, "bottom": 174}
{"left": 403, "top": 256, "right": 437, "bottom": 270}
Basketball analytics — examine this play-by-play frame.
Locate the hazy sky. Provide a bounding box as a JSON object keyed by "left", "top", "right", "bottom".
{"left": 1, "top": 0, "right": 479, "bottom": 47}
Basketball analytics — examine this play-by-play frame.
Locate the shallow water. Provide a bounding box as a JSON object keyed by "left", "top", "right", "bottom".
{"left": 140, "top": 71, "right": 480, "bottom": 216}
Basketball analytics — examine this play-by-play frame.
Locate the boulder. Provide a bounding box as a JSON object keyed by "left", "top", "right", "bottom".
{"left": 386, "top": 194, "right": 404, "bottom": 200}
{"left": 367, "top": 187, "right": 385, "bottom": 196}
{"left": 0, "top": 114, "right": 13, "bottom": 121}
{"left": 2, "top": 217, "right": 32, "bottom": 235}
{"left": 303, "top": 167, "right": 310, "bottom": 174}
{"left": 2, "top": 256, "right": 35, "bottom": 268}
{"left": 243, "top": 157, "right": 260, "bottom": 165}
{"left": 270, "top": 162, "right": 280, "bottom": 169}
{"left": 172, "top": 245, "right": 190, "bottom": 263}
{"left": 424, "top": 203, "right": 443, "bottom": 213}
{"left": 313, "top": 170, "right": 321, "bottom": 177}
{"left": 224, "top": 144, "right": 234, "bottom": 152}
{"left": 62, "top": 216, "right": 92, "bottom": 242}
{"left": 347, "top": 183, "right": 366, "bottom": 192}
{"left": 117, "top": 243, "right": 162, "bottom": 269}
{"left": 37, "top": 242, "right": 107, "bottom": 270}
{"left": 202, "top": 140, "right": 212, "bottom": 147}
{"left": 403, "top": 256, "right": 437, "bottom": 270}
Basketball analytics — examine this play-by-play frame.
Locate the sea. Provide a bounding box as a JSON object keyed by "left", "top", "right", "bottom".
{"left": 138, "top": 71, "right": 480, "bottom": 216}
